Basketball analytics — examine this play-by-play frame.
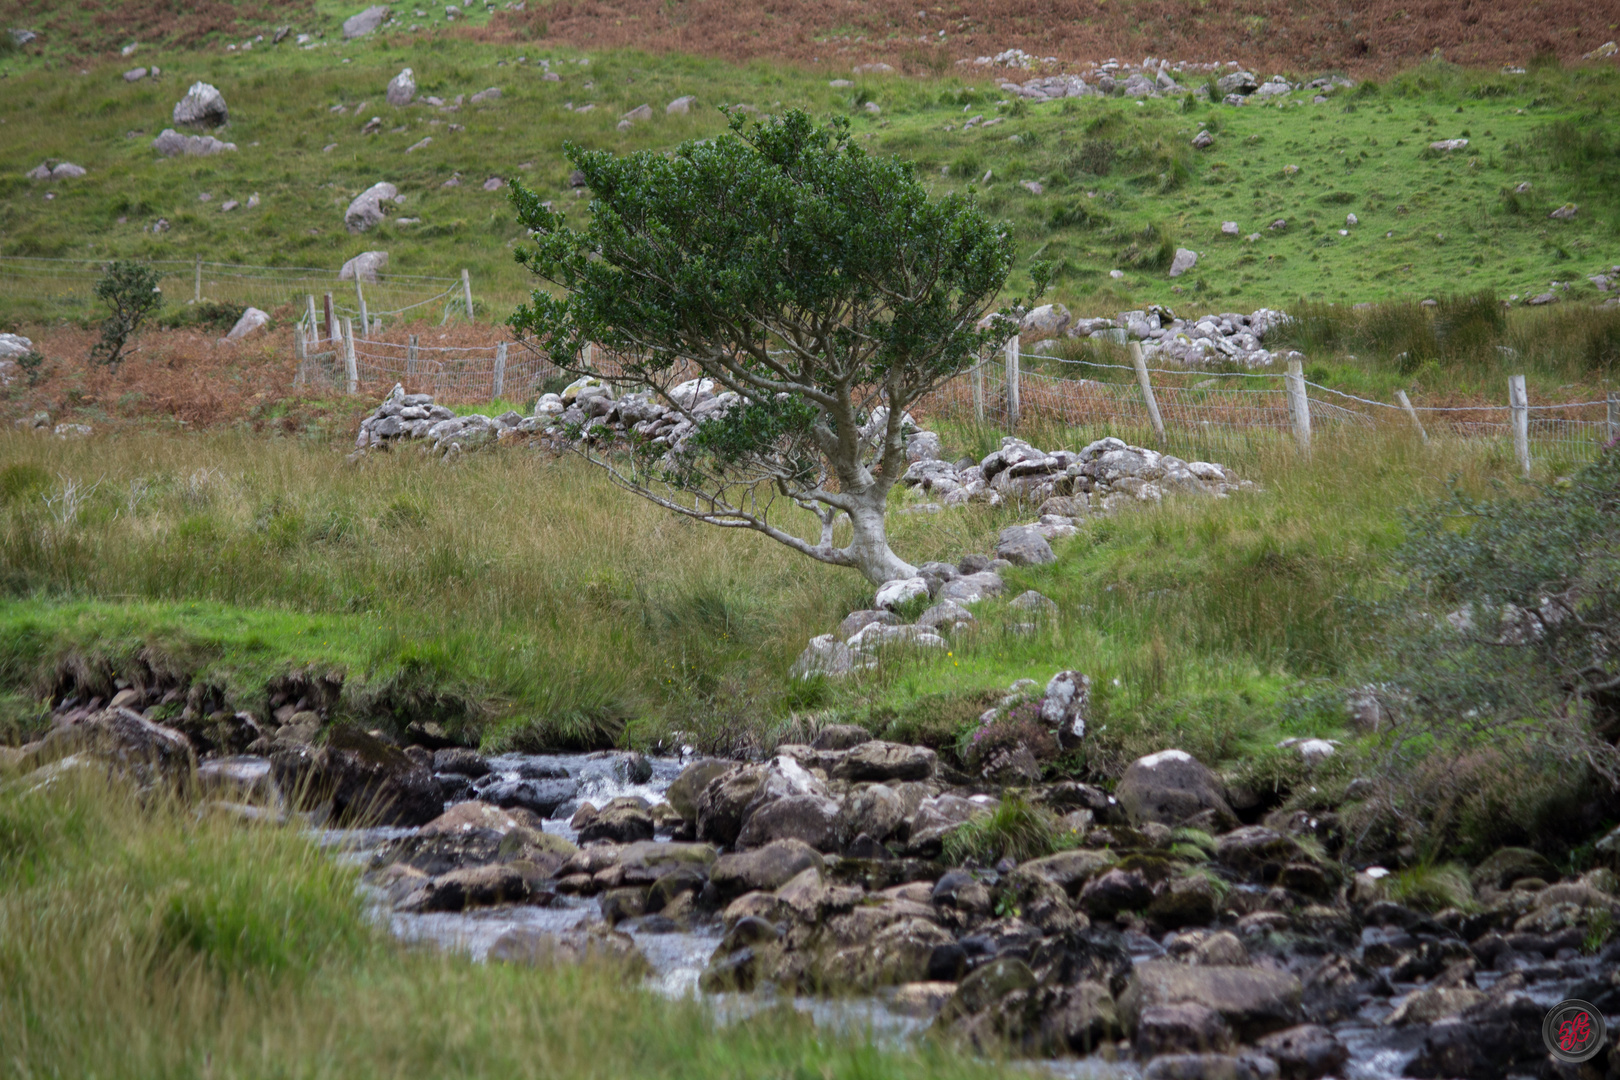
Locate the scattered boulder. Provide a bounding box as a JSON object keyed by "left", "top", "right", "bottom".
{"left": 830, "top": 740, "right": 936, "bottom": 782}
{"left": 996, "top": 524, "right": 1055, "bottom": 566}
{"left": 1121, "top": 961, "right": 1304, "bottom": 1040}
{"left": 270, "top": 724, "right": 442, "bottom": 827}
{"left": 666, "top": 95, "right": 696, "bottom": 114}
{"left": 666, "top": 758, "right": 731, "bottom": 822}
{"left": 345, "top": 181, "right": 401, "bottom": 233}
{"left": 173, "top": 81, "right": 228, "bottom": 127}
{"left": 223, "top": 307, "right": 270, "bottom": 342}
{"left": 386, "top": 68, "right": 416, "bottom": 106}
{"left": 709, "top": 839, "right": 823, "bottom": 898}
{"left": 1115, "top": 750, "right": 1235, "bottom": 829}
{"left": 1470, "top": 847, "right": 1557, "bottom": 891}
{"left": 151, "top": 129, "right": 237, "bottom": 157}
{"left": 343, "top": 5, "right": 391, "bottom": 38}
{"left": 1169, "top": 249, "right": 1199, "bottom": 278}
{"left": 339, "top": 250, "right": 390, "bottom": 282}
{"left": 1254, "top": 1025, "right": 1348, "bottom": 1080}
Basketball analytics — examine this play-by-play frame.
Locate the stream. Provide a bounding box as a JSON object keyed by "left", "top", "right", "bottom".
{"left": 313, "top": 751, "right": 1605, "bottom": 1079}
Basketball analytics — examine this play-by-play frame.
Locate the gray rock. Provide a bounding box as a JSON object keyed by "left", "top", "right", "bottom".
{"left": 345, "top": 181, "right": 400, "bottom": 233}
{"left": 151, "top": 128, "right": 237, "bottom": 157}
{"left": 478, "top": 776, "right": 579, "bottom": 818}
{"left": 1121, "top": 962, "right": 1304, "bottom": 1040}
{"left": 1216, "top": 72, "right": 1258, "bottom": 96}
{"left": 1169, "top": 248, "right": 1199, "bottom": 278}
{"left": 830, "top": 741, "right": 936, "bottom": 782}
{"left": 1137, "top": 1003, "right": 1235, "bottom": 1056}
{"left": 836, "top": 609, "right": 899, "bottom": 641}
{"left": 666, "top": 95, "right": 696, "bottom": 114}
{"left": 223, "top": 307, "right": 269, "bottom": 341}
{"left": 124, "top": 67, "right": 149, "bottom": 83}
{"left": 709, "top": 839, "right": 823, "bottom": 899}
{"left": 789, "top": 634, "right": 865, "bottom": 679}
{"left": 432, "top": 748, "right": 490, "bottom": 777}
{"left": 936, "top": 571, "right": 1004, "bottom": 605}
{"left": 1254, "top": 1025, "right": 1349, "bottom": 1080}
{"left": 1192, "top": 130, "right": 1214, "bottom": 149}
{"left": 270, "top": 725, "right": 442, "bottom": 827}
{"left": 397, "top": 864, "right": 531, "bottom": 911}
{"left": 737, "top": 793, "right": 841, "bottom": 851}
{"left": 386, "top": 67, "right": 416, "bottom": 106}
{"left": 343, "top": 4, "right": 391, "bottom": 38}
{"left": 339, "top": 250, "right": 390, "bottom": 282}
{"left": 1115, "top": 749, "right": 1235, "bottom": 828}
{"left": 173, "top": 81, "right": 228, "bottom": 127}
{"left": 997, "top": 524, "right": 1055, "bottom": 566}
{"left": 665, "top": 758, "right": 731, "bottom": 822}
{"left": 621, "top": 103, "right": 653, "bottom": 124}
{"left": 48, "top": 162, "right": 86, "bottom": 179}
{"left": 1039, "top": 670, "right": 1090, "bottom": 748}
{"left": 874, "top": 576, "right": 929, "bottom": 611}
{"left": 469, "top": 87, "right": 502, "bottom": 104}
{"left": 1079, "top": 867, "right": 1153, "bottom": 917}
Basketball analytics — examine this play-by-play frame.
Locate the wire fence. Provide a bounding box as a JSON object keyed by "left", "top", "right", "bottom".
{"left": 0, "top": 255, "right": 470, "bottom": 327}
{"left": 915, "top": 346, "right": 1619, "bottom": 468}
{"left": 293, "top": 326, "right": 1619, "bottom": 472}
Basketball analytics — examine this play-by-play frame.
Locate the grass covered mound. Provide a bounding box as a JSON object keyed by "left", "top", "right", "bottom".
{"left": 0, "top": 771, "right": 1007, "bottom": 1079}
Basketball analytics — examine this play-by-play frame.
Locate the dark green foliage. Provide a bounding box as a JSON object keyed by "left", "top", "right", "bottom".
{"left": 507, "top": 109, "right": 1027, "bottom": 582}
{"left": 1356, "top": 447, "right": 1620, "bottom": 858}
{"left": 90, "top": 260, "right": 163, "bottom": 371}
{"left": 158, "top": 299, "right": 246, "bottom": 334}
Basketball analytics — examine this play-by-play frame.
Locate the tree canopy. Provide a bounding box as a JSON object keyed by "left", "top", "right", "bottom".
{"left": 509, "top": 109, "right": 1032, "bottom": 584}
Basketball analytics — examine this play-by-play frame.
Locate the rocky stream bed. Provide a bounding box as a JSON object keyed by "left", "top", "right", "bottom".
{"left": 8, "top": 700, "right": 1619, "bottom": 1080}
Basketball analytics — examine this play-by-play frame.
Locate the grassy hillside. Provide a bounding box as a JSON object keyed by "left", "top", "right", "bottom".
{"left": 2, "top": 38, "right": 1618, "bottom": 324}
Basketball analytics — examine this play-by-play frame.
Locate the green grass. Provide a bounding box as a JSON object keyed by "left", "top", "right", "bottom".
{"left": 3, "top": 38, "right": 1619, "bottom": 324}
{"left": 0, "top": 771, "right": 1012, "bottom": 1079}
{"left": 0, "top": 411, "right": 1531, "bottom": 772}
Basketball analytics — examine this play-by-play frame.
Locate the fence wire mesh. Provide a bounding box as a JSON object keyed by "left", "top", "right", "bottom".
{"left": 0, "top": 255, "right": 465, "bottom": 326}
{"left": 917, "top": 350, "right": 1618, "bottom": 464}
{"left": 295, "top": 332, "right": 1616, "bottom": 461}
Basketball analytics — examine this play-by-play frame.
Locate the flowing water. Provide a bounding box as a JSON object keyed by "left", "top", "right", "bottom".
{"left": 316, "top": 751, "right": 1604, "bottom": 1078}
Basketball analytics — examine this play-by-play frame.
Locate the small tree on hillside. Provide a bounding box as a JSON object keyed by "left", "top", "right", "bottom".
{"left": 90, "top": 259, "right": 164, "bottom": 370}
{"left": 508, "top": 110, "right": 1033, "bottom": 585}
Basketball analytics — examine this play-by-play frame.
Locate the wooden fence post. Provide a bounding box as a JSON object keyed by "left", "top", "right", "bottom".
{"left": 193, "top": 255, "right": 202, "bottom": 304}
{"left": 1395, "top": 390, "right": 1428, "bottom": 442}
{"left": 493, "top": 342, "right": 507, "bottom": 401}
{"left": 1608, "top": 390, "right": 1618, "bottom": 444}
{"left": 1130, "top": 342, "right": 1166, "bottom": 443}
{"left": 305, "top": 295, "right": 319, "bottom": 349}
{"left": 407, "top": 334, "right": 419, "bottom": 381}
{"left": 343, "top": 318, "right": 358, "bottom": 396}
{"left": 1004, "top": 335, "right": 1020, "bottom": 429}
{"left": 1508, "top": 374, "right": 1530, "bottom": 477}
{"left": 972, "top": 354, "right": 985, "bottom": 424}
{"left": 461, "top": 269, "right": 474, "bottom": 321}
{"left": 1285, "top": 358, "right": 1312, "bottom": 453}
{"left": 355, "top": 277, "right": 369, "bottom": 337}
{"left": 324, "top": 293, "right": 335, "bottom": 343}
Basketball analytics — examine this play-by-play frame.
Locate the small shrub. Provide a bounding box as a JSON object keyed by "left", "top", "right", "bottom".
{"left": 158, "top": 300, "right": 246, "bottom": 334}
{"left": 1384, "top": 863, "right": 1478, "bottom": 912}
{"left": 943, "top": 795, "right": 1064, "bottom": 865}
{"left": 90, "top": 260, "right": 164, "bottom": 370}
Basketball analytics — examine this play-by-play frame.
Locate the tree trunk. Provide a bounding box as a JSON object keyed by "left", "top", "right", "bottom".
{"left": 843, "top": 489, "right": 917, "bottom": 586}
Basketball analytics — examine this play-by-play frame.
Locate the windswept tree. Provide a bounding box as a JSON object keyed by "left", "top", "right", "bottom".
{"left": 508, "top": 110, "right": 1032, "bottom": 584}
